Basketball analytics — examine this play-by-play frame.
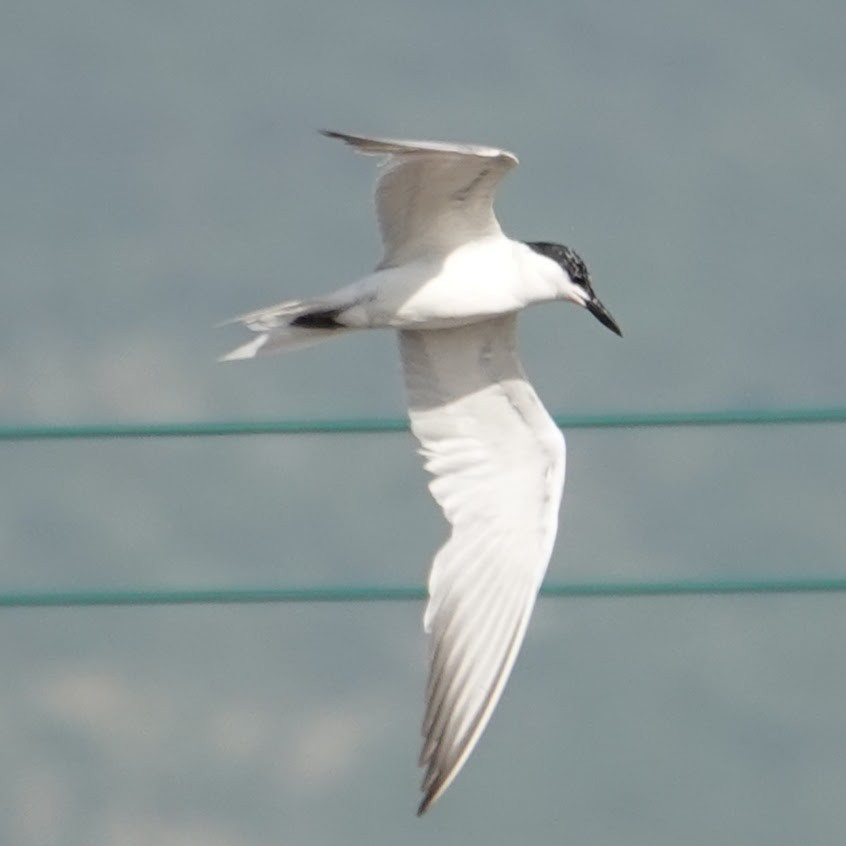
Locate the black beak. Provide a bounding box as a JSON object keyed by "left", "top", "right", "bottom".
{"left": 586, "top": 295, "right": 622, "bottom": 337}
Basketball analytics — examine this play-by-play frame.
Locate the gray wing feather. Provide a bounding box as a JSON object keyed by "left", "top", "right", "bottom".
{"left": 322, "top": 130, "right": 518, "bottom": 264}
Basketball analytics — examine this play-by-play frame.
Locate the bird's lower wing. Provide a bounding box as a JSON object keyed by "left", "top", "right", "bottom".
{"left": 398, "top": 316, "right": 566, "bottom": 814}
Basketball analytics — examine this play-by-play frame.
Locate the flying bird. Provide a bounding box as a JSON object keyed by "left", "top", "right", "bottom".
{"left": 221, "top": 130, "right": 621, "bottom": 814}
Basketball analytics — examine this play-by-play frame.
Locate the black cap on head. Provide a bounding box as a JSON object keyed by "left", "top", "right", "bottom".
{"left": 526, "top": 241, "right": 591, "bottom": 290}
{"left": 526, "top": 241, "right": 621, "bottom": 336}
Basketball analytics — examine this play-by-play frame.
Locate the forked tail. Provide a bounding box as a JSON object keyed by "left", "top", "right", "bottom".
{"left": 219, "top": 299, "right": 351, "bottom": 361}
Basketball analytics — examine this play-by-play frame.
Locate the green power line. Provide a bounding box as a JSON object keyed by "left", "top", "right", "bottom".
{"left": 3, "top": 578, "right": 846, "bottom": 608}
{"left": 2, "top": 408, "right": 843, "bottom": 611}
{"left": 0, "top": 406, "right": 844, "bottom": 442}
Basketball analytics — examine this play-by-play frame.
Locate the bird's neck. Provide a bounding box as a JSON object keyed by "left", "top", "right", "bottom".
{"left": 513, "top": 241, "right": 569, "bottom": 305}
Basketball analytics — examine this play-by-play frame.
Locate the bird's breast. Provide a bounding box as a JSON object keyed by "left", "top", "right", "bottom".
{"left": 364, "top": 241, "right": 531, "bottom": 329}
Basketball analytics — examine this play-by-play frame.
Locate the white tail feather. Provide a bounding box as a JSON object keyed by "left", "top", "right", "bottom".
{"left": 219, "top": 335, "right": 269, "bottom": 361}
{"left": 219, "top": 297, "right": 351, "bottom": 361}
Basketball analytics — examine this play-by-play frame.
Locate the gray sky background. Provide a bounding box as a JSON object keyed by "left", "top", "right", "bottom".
{"left": 2, "top": 1, "right": 845, "bottom": 844}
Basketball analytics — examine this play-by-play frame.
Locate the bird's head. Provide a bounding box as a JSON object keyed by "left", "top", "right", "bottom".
{"left": 525, "top": 241, "right": 622, "bottom": 336}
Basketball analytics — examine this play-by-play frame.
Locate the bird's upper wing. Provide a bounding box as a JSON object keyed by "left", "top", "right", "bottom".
{"left": 398, "top": 315, "right": 566, "bottom": 814}
{"left": 321, "top": 130, "right": 518, "bottom": 265}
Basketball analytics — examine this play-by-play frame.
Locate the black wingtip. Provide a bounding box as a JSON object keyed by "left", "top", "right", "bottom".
{"left": 417, "top": 773, "right": 445, "bottom": 816}
{"left": 319, "top": 129, "right": 352, "bottom": 144}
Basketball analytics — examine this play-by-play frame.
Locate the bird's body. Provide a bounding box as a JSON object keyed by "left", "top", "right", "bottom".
{"left": 221, "top": 130, "right": 620, "bottom": 814}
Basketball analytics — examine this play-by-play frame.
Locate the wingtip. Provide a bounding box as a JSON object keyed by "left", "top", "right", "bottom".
{"left": 417, "top": 778, "right": 451, "bottom": 816}
{"left": 319, "top": 128, "right": 351, "bottom": 143}
{"left": 416, "top": 765, "right": 451, "bottom": 816}
{"left": 416, "top": 793, "right": 433, "bottom": 817}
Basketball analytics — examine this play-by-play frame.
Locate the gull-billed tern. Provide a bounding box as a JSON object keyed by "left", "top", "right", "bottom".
{"left": 222, "top": 130, "right": 621, "bottom": 814}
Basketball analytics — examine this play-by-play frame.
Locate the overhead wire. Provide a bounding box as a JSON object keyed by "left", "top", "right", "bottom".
{"left": 0, "top": 405, "right": 845, "bottom": 442}
{"left": 1, "top": 405, "right": 843, "bottom": 610}
{"left": 2, "top": 578, "right": 846, "bottom": 609}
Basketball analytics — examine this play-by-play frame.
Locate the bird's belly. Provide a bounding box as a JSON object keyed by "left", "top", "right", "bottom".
{"left": 390, "top": 285, "right": 520, "bottom": 328}
{"left": 360, "top": 252, "right": 524, "bottom": 329}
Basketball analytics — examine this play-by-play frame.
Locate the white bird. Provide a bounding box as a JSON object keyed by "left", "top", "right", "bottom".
{"left": 221, "top": 130, "right": 621, "bottom": 814}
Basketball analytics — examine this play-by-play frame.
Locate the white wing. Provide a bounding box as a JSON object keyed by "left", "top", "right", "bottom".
{"left": 399, "top": 315, "right": 566, "bottom": 814}
{"left": 321, "top": 130, "right": 518, "bottom": 265}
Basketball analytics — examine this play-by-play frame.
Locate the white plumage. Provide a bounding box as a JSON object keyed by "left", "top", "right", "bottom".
{"left": 221, "top": 130, "right": 620, "bottom": 814}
